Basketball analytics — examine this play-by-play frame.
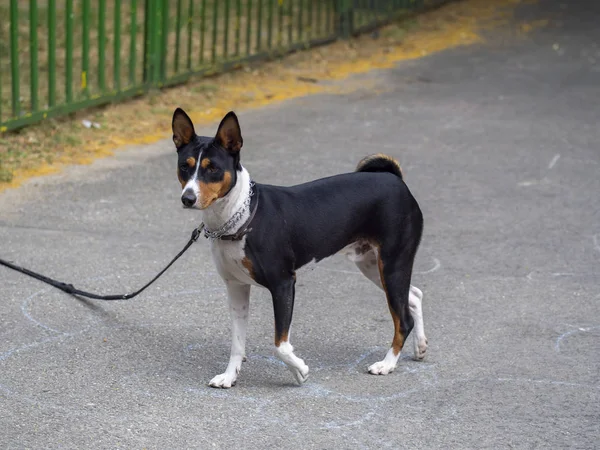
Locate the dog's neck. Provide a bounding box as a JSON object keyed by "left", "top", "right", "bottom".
{"left": 201, "top": 166, "right": 252, "bottom": 235}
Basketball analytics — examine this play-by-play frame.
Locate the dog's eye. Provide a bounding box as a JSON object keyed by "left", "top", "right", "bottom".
{"left": 179, "top": 164, "right": 188, "bottom": 171}
{"left": 208, "top": 166, "right": 218, "bottom": 173}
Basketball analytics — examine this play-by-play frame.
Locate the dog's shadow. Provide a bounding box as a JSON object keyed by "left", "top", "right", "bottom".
{"left": 70, "top": 296, "right": 402, "bottom": 391}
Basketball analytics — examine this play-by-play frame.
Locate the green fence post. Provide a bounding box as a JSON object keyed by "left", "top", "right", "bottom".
{"left": 297, "top": 0, "right": 303, "bottom": 41}
{"left": 129, "top": 0, "right": 138, "bottom": 85}
{"left": 325, "top": 0, "right": 332, "bottom": 34}
{"left": 142, "top": 0, "right": 150, "bottom": 82}
{"left": 66, "top": 0, "right": 74, "bottom": 102}
{"left": 316, "top": 0, "right": 322, "bottom": 37}
{"left": 48, "top": 0, "right": 57, "bottom": 106}
{"left": 307, "top": 0, "right": 312, "bottom": 39}
{"left": 9, "top": 0, "right": 20, "bottom": 118}
{"left": 175, "top": 0, "right": 182, "bottom": 73}
{"left": 267, "top": 0, "right": 273, "bottom": 49}
{"left": 224, "top": 0, "right": 230, "bottom": 58}
{"left": 187, "top": 0, "right": 193, "bottom": 69}
{"left": 82, "top": 0, "right": 90, "bottom": 96}
{"left": 114, "top": 0, "right": 122, "bottom": 91}
{"left": 30, "top": 0, "right": 39, "bottom": 112}
{"left": 143, "top": 0, "right": 162, "bottom": 85}
{"left": 256, "top": 0, "right": 263, "bottom": 52}
{"left": 212, "top": 0, "right": 219, "bottom": 63}
{"left": 99, "top": 0, "right": 107, "bottom": 92}
{"left": 160, "top": 0, "right": 169, "bottom": 82}
{"left": 287, "top": 0, "right": 293, "bottom": 45}
{"left": 200, "top": 0, "right": 207, "bottom": 64}
{"left": 235, "top": 0, "right": 242, "bottom": 56}
{"left": 277, "top": 0, "right": 283, "bottom": 48}
{"left": 246, "top": 0, "right": 252, "bottom": 55}
{"left": 149, "top": 0, "right": 161, "bottom": 84}
{"left": 337, "top": 0, "right": 354, "bottom": 39}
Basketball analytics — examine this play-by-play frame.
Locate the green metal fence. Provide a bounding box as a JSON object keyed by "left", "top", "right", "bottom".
{"left": 0, "top": 0, "right": 425, "bottom": 132}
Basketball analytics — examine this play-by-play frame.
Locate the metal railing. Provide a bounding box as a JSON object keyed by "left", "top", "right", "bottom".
{"left": 0, "top": 0, "right": 425, "bottom": 132}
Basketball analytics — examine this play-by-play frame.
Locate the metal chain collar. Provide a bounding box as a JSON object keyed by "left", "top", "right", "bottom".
{"left": 203, "top": 181, "right": 255, "bottom": 240}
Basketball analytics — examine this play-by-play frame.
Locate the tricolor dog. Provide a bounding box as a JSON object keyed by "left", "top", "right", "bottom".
{"left": 173, "top": 108, "right": 427, "bottom": 388}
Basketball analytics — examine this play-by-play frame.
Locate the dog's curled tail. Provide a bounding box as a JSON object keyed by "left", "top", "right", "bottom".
{"left": 356, "top": 153, "right": 403, "bottom": 180}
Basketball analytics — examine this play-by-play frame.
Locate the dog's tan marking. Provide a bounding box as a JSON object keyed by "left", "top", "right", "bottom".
{"left": 274, "top": 330, "right": 289, "bottom": 347}
{"left": 201, "top": 158, "right": 211, "bottom": 169}
{"left": 356, "top": 153, "right": 403, "bottom": 177}
{"left": 198, "top": 172, "right": 232, "bottom": 208}
{"left": 377, "top": 252, "right": 404, "bottom": 356}
{"left": 186, "top": 156, "right": 196, "bottom": 168}
{"left": 241, "top": 256, "right": 255, "bottom": 280}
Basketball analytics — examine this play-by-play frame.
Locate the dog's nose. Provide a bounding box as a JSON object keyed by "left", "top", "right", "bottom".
{"left": 181, "top": 190, "right": 197, "bottom": 208}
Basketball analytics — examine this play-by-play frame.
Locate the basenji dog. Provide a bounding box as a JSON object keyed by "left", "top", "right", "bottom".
{"left": 173, "top": 108, "right": 427, "bottom": 388}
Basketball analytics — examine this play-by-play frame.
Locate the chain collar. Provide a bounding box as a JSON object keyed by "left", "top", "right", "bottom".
{"left": 203, "top": 181, "right": 255, "bottom": 240}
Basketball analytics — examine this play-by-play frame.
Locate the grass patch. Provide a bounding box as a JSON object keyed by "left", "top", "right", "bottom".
{"left": 0, "top": 164, "right": 14, "bottom": 183}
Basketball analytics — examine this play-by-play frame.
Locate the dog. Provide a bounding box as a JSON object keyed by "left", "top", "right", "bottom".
{"left": 173, "top": 108, "right": 427, "bottom": 388}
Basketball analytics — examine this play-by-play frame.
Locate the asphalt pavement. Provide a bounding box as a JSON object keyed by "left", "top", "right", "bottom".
{"left": 1, "top": 0, "right": 599, "bottom": 448}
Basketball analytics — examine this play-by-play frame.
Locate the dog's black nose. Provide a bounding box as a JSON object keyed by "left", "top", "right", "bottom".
{"left": 181, "top": 190, "right": 197, "bottom": 208}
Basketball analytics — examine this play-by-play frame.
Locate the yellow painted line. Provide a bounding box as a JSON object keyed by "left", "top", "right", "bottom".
{"left": 1, "top": 0, "right": 544, "bottom": 193}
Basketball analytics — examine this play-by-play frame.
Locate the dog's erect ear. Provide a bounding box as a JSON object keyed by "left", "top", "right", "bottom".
{"left": 215, "top": 111, "right": 243, "bottom": 153}
{"left": 172, "top": 108, "right": 195, "bottom": 148}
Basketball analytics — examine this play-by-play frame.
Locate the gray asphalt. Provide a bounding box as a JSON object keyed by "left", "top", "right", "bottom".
{"left": 1, "top": 1, "right": 599, "bottom": 448}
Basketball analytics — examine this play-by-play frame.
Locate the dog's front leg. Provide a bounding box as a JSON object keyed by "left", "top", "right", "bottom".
{"left": 270, "top": 276, "right": 309, "bottom": 385}
{"left": 209, "top": 282, "right": 250, "bottom": 388}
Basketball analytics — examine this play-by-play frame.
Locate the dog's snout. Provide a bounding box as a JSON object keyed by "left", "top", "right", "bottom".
{"left": 181, "top": 190, "right": 197, "bottom": 208}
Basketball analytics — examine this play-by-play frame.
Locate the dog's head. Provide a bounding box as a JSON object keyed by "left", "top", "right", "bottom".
{"left": 173, "top": 108, "right": 243, "bottom": 209}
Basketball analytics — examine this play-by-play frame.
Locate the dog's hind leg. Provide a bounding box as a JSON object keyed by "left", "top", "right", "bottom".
{"left": 354, "top": 249, "right": 427, "bottom": 362}
{"left": 368, "top": 250, "right": 414, "bottom": 375}
{"left": 209, "top": 282, "right": 250, "bottom": 388}
{"left": 270, "top": 276, "right": 309, "bottom": 385}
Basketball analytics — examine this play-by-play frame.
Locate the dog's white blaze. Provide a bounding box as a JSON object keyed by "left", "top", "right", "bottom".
{"left": 182, "top": 155, "right": 201, "bottom": 200}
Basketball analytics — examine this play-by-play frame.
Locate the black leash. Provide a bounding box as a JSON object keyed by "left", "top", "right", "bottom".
{"left": 0, "top": 224, "right": 205, "bottom": 301}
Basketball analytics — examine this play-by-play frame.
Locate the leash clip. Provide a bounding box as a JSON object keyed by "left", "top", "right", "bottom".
{"left": 192, "top": 223, "right": 205, "bottom": 242}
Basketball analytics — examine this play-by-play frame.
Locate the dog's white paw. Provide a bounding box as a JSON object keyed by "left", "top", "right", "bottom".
{"left": 413, "top": 336, "right": 428, "bottom": 361}
{"left": 275, "top": 342, "right": 309, "bottom": 385}
{"left": 208, "top": 372, "right": 237, "bottom": 389}
{"left": 287, "top": 362, "right": 309, "bottom": 385}
{"left": 368, "top": 360, "right": 396, "bottom": 375}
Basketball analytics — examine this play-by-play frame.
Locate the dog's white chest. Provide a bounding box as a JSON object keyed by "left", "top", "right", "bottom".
{"left": 210, "top": 238, "right": 259, "bottom": 286}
